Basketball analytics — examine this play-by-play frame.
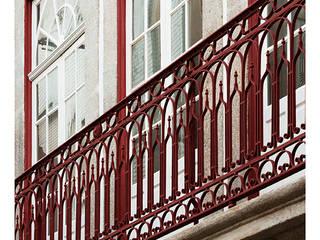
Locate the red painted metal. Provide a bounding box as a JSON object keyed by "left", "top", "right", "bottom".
{"left": 117, "top": 0, "right": 126, "bottom": 102}
{"left": 15, "top": 0, "right": 306, "bottom": 239}
{"left": 24, "top": 0, "right": 32, "bottom": 170}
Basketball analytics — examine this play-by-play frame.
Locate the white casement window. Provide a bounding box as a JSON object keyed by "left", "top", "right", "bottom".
{"left": 30, "top": 0, "right": 86, "bottom": 164}
{"left": 32, "top": 36, "right": 86, "bottom": 161}
{"left": 126, "top": 0, "right": 202, "bottom": 215}
{"left": 126, "top": 0, "right": 202, "bottom": 92}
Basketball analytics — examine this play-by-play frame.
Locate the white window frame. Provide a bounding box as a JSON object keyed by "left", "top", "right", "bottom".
{"left": 125, "top": 0, "right": 203, "bottom": 94}
{"left": 29, "top": 0, "right": 86, "bottom": 81}
{"left": 32, "top": 35, "right": 86, "bottom": 165}
{"left": 30, "top": 0, "right": 87, "bottom": 166}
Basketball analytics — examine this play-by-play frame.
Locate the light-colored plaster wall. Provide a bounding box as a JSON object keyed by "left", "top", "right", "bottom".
{"left": 15, "top": 0, "right": 25, "bottom": 178}
{"left": 103, "top": 0, "right": 118, "bottom": 112}
{"left": 83, "top": 0, "right": 100, "bottom": 126}
{"left": 202, "top": 0, "right": 223, "bottom": 38}
{"left": 80, "top": 0, "right": 101, "bottom": 236}
{"left": 227, "top": 0, "right": 248, "bottom": 21}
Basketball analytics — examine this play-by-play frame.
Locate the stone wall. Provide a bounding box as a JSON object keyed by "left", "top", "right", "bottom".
{"left": 15, "top": 0, "right": 25, "bottom": 178}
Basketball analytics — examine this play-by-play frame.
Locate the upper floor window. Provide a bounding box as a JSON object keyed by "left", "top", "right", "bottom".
{"left": 34, "top": 0, "right": 84, "bottom": 66}
{"left": 31, "top": 0, "right": 86, "bottom": 163}
{"left": 34, "top": 37, "right": 86, "bottom": 162}
{"left": 126, "top": 0, "right": 202, "bottom": 92}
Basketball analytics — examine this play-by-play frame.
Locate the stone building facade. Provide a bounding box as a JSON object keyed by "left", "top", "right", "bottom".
{"left": 15, "top": 0, "right": 305, "bottom": 239}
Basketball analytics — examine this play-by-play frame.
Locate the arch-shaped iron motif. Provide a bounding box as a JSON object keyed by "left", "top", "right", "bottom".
{"left": 16, "top": 0, "right": 305, "bottom": 239}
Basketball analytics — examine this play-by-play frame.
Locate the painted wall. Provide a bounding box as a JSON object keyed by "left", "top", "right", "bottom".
{"left": 15, "top": 0, "right": 25, "bottom": 178}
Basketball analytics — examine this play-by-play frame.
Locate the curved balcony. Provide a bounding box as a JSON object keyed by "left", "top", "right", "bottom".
{"left": 15, "top": 0, "right": 305, "bottom": 239}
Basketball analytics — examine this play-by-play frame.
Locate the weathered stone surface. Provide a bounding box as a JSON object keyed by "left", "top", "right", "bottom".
{"left": 164, "top": 176, "right": 305, "bottom": 240}
{"left": 15, "top": 0, "right": 25, "bottom": 178}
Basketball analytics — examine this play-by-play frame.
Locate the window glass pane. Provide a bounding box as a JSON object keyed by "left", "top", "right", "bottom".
{"left": 294, "top": 7, "right": 305, "bottom": 31}
{"left": 47, "top": 38, "right": 57, "bottom": 55}
{"left": 62, "top": 7, "right": 76, "bottom": 38}
{"left": 294, "top": 33, "right": 305, "bottom": 89}
{"left": 131, "top": 138, "right": 142, "bottom": 184}
{"left": 37, "top": 77, "right": 46, "bottom": 120}
{"left": 152, "top": 128, "right": 160, "bottom": 173}
{"left": 172, "top": 0, "right": 183, "bottom": 10}
{"left": 66, "top": 0, "right": 77, "bottom": 7}
{"left": 74, "top": 0, "right": 85, "bottom": 25}
{"left": 171, "top": 5, "right": 185, "bottom": 60}
{"left": 132, "top": 38, "right": 145, "bottom": 88}
{"left": 178, "top": 129, "right": 184, "bottom": 159}
{"left": 147, "top": 26, "right": 161, "bottom": 77}
{"left": 188, "top": 0, "right": 202, "bottom": 47}
{"left": 47, "top": 67, "right": 58, "bottom": 112}
{"left": 131, "top": 158, "right": 137, "bottom": 184}
{"left": 148, "top": 0, "right": 160, "bottom": 28}
{"left": 48, "top": 111, "right": 58, "bottom": 152}
{"left": 76, "top": 44, "right": 86, "bottom": 87}
{"left": 65, "top": 95, "right": 76, "bottom": 138}
{"left": 37, "top": 120, "right": 47, "bottom": 161}
{"left": 267, "top": 46, "right": 288, "bottom": 105}
{"left": 77, "top": 86, "right": 86, "bottom": 130}
{"left": 131, "top": 145, "right": 147, "bottom": 184}
{"left": 65, "top": 51, "right": 76, "bottom": 97}
{"left": 133, "top": 0, "right": 144, "bottom": 39}
{"left": 50, "top": 19, "right": 59, "bottom": 42}
{"left": 268, "top": 22, "right": 287, "bottom": 46}
{"left": 57, "top": 7, "right": 65, "bottom": 36}
{"left": 40, "top": 0, "right": 55, "bottom": 32}
{"left": 55, "top": 0, "right": 65, "bottom": 10}
{"left": 37, "top": 32, "right": 48, "bottom": 64}
{"left": 132, "top": 0, "right": 144, "bottom": 39}
{"left": 276, "top": 0, "right": 287, "bottom": 8}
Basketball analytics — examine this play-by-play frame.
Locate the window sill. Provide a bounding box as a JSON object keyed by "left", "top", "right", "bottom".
{"left": 28, "top": 22, "right": 85, "bottom": 82}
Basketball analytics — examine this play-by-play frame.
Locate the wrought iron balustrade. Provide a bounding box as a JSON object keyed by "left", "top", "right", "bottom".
{"left": 15, "top": 0, "right": 305, "bottom": 239}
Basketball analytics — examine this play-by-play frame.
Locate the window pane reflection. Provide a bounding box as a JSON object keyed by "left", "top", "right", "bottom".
{"left": 148, "top": 0, "right": 160, "bottom": 27}
{"left": 47, "top": 68, "right": 58, "bottom": 112}
{"left": 133, "top": 0, "right": 144, "bottom": 39}
{"left": 65, "top": 94, "right": 76, "bottom": 138}
{"left": 132, "top": 38, "right": 145, "bottom": 87}
{"left": 48, "top": 111, "right": 58, "bottom": 152}
{"left": 37, "top": 77, "right": 46, "bottom": 120}
{"left": 171, "top": 6, "right": 185, "bottom": 60}
{"left": 147, "top": 26, "right": 161, "bottom": 77}
{"left": 37, "top": 120, "right": 47, "bottom": 161}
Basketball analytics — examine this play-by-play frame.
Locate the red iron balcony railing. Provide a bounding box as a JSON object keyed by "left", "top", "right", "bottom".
{"left": 15, "top": 0, "right": 305, "bottom": 239}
